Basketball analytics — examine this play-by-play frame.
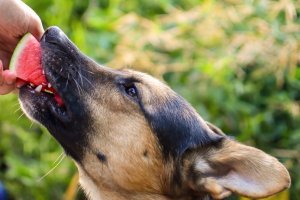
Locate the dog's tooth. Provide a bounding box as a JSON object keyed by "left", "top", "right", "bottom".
{"left": 35, "top": 85, "right": 43, "bottom": 93}
{"left": 48, "top": 83, "right": 52, "bottom": 88}
{"left": 30, "top": 83, "right": 34, "bottom": 87}
{"left": 42, "top": 70, "right": 45, "bottom": 75}
{"left": 44, "top": 89, "right": 53, "bottom": 94}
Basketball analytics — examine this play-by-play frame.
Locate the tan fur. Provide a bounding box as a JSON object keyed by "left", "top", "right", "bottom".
{"left": 73, "top": 69, "right": 290, "bottom": 199}
{"left": 17, "top": 27, "right": 291, "bottom": 200}
{"left": 20, "top": 66, "right": 290, "bottom": 200}
{"left": 208, "top": 140, "right": 290, "bottom": 198}
{"left": 73, "top": 70, "right": 169, "bottom": 199}
{"left": 182, "top": 139, "right": 290, "bottom": 199}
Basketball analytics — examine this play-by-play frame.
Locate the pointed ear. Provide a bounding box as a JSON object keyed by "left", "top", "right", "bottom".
{"left": 184, "top": 139, "right": 291, "bottom": 199}
{"left": 205, "top": 121, "right": 225, "bottom": 136}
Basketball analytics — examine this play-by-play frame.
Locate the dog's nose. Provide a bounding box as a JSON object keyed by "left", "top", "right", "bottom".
{"left": 41, "top": 26, "right": 67, "bottom": 44}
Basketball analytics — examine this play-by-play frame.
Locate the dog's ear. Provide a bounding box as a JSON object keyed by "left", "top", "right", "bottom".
{"left": 184, "top": 136, "right": 291, "bottom": 199}
{"left": 205, "top": 121, "right": 225, "bottom": 136}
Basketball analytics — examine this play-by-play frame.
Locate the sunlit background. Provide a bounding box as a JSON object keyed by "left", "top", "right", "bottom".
{"left": 0, "top": 0, "right": 299, "bottom": 199}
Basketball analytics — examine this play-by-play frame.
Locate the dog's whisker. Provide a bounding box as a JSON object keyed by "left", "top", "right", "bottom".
{"left": 65, "top": 73, "right": 70, "bottom": 90}
{"left": 17, "top": 112, "right": 25, "bottom": 120}
{"left": 37, "top": 154, "right": 65, "bottom": 182}
{"left": 81, "top": 74, "right": 95, "bottom": 89}
{"left": 14, "top": 107, "right": 22, "bottom": 113}
{"left": 52, "top": 75, "right": 62, "bottom": 83}
{"left": 73, "top": 77, "right": 83, "bottom": 95}
{"left": 53, "top": 152, "right": 65, "bottom": 165}
{"left": 29, "top": 121, "right": 34, "bottom": 129}
{"left": 75, "top": 74, "right": 84, "bottom": 93}
{"left": 74, "top": 80, "right": 81, "bottom": 95}
{"left": 81, "top": 68, "right": 95, "bottom": 75}
{"left": 12, "top": 102, "right": 21, "bottom": 108}
{"left": 78, "top": 71, "right": 84, "bottom": 86}
{"left": 79, "top": 67, "right": 95, "bottom": 75}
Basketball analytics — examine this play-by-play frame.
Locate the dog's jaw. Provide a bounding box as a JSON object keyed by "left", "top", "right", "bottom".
{"left": 20, "top": 26, "right": 96, "bottom": 161}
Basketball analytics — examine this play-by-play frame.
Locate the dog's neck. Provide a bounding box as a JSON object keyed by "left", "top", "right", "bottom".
{"left": 78, "top": 168, "right": 210, "bottom": 200}
{"left": 79, "top": 174, "right": 167, "bottom": 200}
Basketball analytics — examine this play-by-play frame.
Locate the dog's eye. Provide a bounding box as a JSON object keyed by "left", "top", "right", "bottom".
{"left": 124, "top": 84, "right": 138, "bottom": 98}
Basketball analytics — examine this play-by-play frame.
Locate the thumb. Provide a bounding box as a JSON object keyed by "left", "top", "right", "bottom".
{"left": 28, "top": 14, "right": 44, "bottom": 40}
{"left": 17, "top": 0, "right": 45, "bottom": 40}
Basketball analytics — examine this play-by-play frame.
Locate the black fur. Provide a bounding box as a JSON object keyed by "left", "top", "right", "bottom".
{"left": 36, "top": 27, "right": 92, "bottom": 162}
{"left": 97, "top": 152, "right": 107, "bottom": 163}
{"left": 141, "top": 94, "right": 223, "bottom": 158}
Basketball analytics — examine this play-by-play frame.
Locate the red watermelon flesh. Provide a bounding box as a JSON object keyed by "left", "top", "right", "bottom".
{"left": 10, "top": 33, "right": 63, "bottom": 106}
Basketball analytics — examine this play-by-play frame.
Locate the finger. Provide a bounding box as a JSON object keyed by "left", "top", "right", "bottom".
{"left": 3, "top": 70, "right": 16, "bottom": 85}
{"left": 0, "top": 60, "right": 3, "bottom": 85}
{"left": 0, "top": 70, "right": 16, "bottom": 95}
{"left": 0, "top": 83, "right": 15, "bottom": 95}
{"left": 28, "top": 13, "right": 44, "bottom": 40}
{"left": 16, "top": 0, "right": 44, "bottom": 40}
{"left": 0, "top": 50, "right": 11, "bottom": 69}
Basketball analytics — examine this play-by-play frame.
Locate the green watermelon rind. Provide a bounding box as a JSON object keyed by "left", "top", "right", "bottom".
{"left": 9, "top": 33, "right": 34, "bottom": 72}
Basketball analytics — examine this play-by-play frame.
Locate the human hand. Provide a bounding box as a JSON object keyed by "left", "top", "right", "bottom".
{"left": 0, "top": 0, "right": 44, "bottom": 94}
{"left": 0, "top": 60, "right": 16, "bottom": 95}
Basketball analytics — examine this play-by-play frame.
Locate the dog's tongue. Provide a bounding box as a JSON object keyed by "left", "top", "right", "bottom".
{"left": 10, "top": 33, "right": 63, "bottom": 106}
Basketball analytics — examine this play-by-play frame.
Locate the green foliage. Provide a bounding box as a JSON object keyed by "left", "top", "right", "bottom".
{"left": 0, "top": 0, "right": 299, "bottom": 199}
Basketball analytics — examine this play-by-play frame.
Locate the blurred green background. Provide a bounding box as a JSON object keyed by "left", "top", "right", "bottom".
{"left": 0, "top": 0, "right": 299, "bottom": 199}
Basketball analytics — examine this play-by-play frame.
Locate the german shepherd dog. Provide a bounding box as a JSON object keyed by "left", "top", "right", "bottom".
{"left": 19, "top": 27, "right": 290, "bottom": 200}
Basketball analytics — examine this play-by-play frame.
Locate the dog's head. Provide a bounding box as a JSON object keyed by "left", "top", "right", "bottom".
{"left": 19, "top": 27, "right": 290, "bottom": 200}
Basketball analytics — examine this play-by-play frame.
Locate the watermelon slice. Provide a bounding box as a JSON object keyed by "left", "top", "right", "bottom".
{"left": 10, "top": 33, "right": 63, "bottom": 106}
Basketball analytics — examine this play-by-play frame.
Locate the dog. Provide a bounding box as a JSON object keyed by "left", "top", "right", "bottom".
{"left": 19, "top": 26, "right": 291, "bottom": 200}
